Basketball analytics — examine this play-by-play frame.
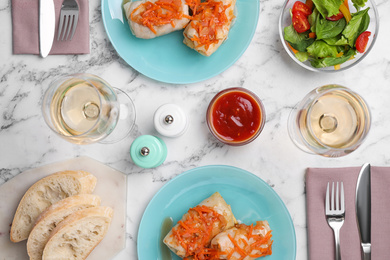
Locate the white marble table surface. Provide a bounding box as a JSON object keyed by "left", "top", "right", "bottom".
{"left": 1, "top": 0, "right": 390, "bottom": 259}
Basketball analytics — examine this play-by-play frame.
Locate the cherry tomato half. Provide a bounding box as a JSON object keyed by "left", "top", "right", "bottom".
{"left": 292, "top": 1, "right": 312, "bottom": 16}
{"left": 356, "top": 31, "right": 371, "bottom": 53}
{"left": 326, "top": 11, "right": 344, "bottom": 21}
{"left": 292, "top": 11, "right": 311, "bottom": 33}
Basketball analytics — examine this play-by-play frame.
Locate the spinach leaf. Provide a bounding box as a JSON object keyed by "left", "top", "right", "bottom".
{"left": 342, "top": 8, "right": 370, "bottom": 47}
{"left": 315, "top": 17, "right": 346, "bottom": 39}
{"left": 310, "top": 48, "right": 357, "bottom": 68}
{"left": 352, "top": 0, "right": 368, "bottom": 10}
{"left": 307, "top": 40, "right": 339, "bottom": 58}
{"left": 311, "top": 0, "right": 343, "bottom": 18}
{"left": 323, "top": 35, "right": 349, "bottom": 45}
{"left": 284, "top": 24, "right": 315, "bottom": 52}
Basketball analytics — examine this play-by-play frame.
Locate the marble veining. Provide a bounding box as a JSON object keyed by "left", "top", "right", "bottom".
{"left": 1, "top": 0, "right": 390, "bottom": 259}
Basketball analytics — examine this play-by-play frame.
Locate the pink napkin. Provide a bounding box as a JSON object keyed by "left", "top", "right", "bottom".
{"left": 12, "top": 0, "right": 89, "bottom": 55}
{"left": 306, "top": 166, "right": 390, "bottom": 260}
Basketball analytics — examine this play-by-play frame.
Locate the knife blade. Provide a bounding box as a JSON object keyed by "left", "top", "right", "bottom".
{"left": 39, "top": 0, "right": 56, "bottom": 58}
{"left": 356, "top": 163, "right": 371, "bottom": 260}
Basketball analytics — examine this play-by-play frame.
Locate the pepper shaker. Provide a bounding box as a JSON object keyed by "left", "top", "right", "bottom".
{"left": 130, "top": 135, "right": 167, "bottom": 168}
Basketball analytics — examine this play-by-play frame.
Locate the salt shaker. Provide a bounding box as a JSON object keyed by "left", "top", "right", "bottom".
{"left": 153, "top": 104, "right": 188, "bottom": 138}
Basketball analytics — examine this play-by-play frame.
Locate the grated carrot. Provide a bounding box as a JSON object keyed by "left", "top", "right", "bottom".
{"left": 186, "top": 0, "right": 233, "bottom": 51}
{"left": 287, "top": 42, "right": 299, "bottom": 54}
{"left": 171, "top": 205, "right": 227, "bottom": 259}
{"left": 130, "top": 0, "right": 185, "bottom": 34}
{"left": 219, "top": 223, "right": 273, "bottom": 259}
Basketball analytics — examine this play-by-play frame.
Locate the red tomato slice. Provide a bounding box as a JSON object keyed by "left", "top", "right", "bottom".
{"left": 292, "top": 1, "right": 312, "bottom": 16}
{"left": 292, "top": 11, "right": 311, "bottom": 33}
{"left": 326, "top": 11, "right": 344, "bottom": 21}
{"left": 356, "top": 31, "right": 371, "bottom": 53}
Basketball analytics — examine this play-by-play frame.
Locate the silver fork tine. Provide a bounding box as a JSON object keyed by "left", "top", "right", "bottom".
{"left": 57, "top": 14, "right": 65, "bottom": 41}
{"left": 61, "top": 15, "right": 69, "bottom": 41}
{"left": 336, "top": 182, "right": 339, "bottom": 211}
{"left": 61, "top": 15, "right": 70, "bottom": 41}
{"left": 65, "top": 15, "right": 73, "bottom": 41}
{"left": 69, "top": 13, "right": 78, "bottom": 40}
{"left": 331, "top": 182, "right": 335, "bottom": 211}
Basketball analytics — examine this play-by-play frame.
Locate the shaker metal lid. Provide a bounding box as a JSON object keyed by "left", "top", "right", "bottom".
{"left": 130, "top": 135, "right": 167, "bottom": 168}
{"left": 154, "top": 104, "right": 188, "bottom": 137}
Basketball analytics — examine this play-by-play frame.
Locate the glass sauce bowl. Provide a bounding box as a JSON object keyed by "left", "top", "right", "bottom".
{"left": 206, "top": 87, "right": 266, "bottom": 146}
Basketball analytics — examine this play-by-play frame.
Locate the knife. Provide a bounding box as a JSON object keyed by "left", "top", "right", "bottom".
{"left": 356, "top": 163, "right": 371, "bottom": 260}
{"left": 39, "top": 0, "right": 56, "bottom": 58}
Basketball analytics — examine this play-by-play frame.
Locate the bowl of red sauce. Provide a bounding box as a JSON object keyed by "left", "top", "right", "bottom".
{"left": 206, "top": 87, "right": 266, "bottom": 146}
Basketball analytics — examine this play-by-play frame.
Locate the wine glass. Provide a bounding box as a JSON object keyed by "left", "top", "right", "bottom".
{"left": 288, "top": 84, "right": 371, "bottom": 157}
{"left": 42, "top": 73, "right": 136, "bottom": 145}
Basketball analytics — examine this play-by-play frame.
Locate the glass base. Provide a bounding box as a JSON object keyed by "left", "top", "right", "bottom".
{"left": 100, "top": 88, "right": 136, "bottom": 144}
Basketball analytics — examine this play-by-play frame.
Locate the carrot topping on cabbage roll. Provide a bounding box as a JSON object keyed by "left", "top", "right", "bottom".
{"left": 210, "top": 221, "right": 273, "bottom": 260}
{"left": 130, "top": 0, "right": 189, "bottom": 34}
{"left": 185, "top": 0, "right": 233, "bottom": 51}
{"left": 170, "top": 205, "right": 228, "bottom": 258}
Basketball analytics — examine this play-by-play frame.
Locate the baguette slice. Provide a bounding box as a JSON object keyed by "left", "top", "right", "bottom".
{"left": 42, "top": 206, "right": 114, "bottom": 260}
{"left": 10, "top": 170, "right": 97, "bottom": 242}
{"left": 27, "top": 194, "right": 102, "bottom": 260}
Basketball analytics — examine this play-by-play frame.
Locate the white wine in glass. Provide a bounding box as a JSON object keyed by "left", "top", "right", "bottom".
{"left": 288, "top": 85, "right": 371, "bottom": 157}
{"left": 42, "top": 73, "right": 136, "bottom": 145}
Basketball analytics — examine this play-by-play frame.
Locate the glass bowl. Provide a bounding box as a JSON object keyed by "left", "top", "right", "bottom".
{"left": 206, "top": 87, "right": 266, "bottom": 146}
{"left": 279, "top": 0, "right": 379, "bottom": 72}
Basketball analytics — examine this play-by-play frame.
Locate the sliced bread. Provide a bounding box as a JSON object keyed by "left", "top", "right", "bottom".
{"left": 42, "top": 206, "right": 114, "bottom": 260}
{"left": 10, "top": 170, "right": 97, "bottom": 242}
{"left": 27, "top": 194, "right": 101, "bottom": 260}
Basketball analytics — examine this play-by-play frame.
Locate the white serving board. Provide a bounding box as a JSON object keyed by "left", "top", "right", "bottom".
{"left": 0, "top": 157, "right": 127, "bottom": 260}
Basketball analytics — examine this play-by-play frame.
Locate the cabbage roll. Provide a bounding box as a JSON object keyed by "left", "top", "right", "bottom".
{"left": 123, "top": 0, "right": 190, "bottom": 39}
{"left": 163, "top": 192, "right": 236, "bottom": 258}
{"left": 183, "top": 0, "right": 236, "bottom": 56}
{"left": 210, "top": 221, "right": 273, "bottom": 259}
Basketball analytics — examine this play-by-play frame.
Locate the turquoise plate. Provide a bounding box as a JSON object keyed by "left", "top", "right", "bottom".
{"left": 101, "top": 0, "right": 259, "bottom": 84}
{"left": 137, "top": 165, "right": 296, "bottom": 259}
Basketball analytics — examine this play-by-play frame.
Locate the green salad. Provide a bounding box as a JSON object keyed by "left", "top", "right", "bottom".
{"left": 284, "top": 0, "right": 372, "bottom": 69}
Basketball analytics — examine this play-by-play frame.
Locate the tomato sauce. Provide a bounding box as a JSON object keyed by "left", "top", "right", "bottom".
{"left": 207, "top": 88, "right": 265, "bottom": 145}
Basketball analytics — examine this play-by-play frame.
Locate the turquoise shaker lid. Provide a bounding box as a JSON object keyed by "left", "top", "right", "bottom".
{"left": 130, "top": 135, "right": 167, "bottom": 168}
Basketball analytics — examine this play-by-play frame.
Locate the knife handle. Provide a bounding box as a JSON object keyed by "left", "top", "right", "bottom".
{"left": 362, "top": 244, "right": 371, "bottom": 260}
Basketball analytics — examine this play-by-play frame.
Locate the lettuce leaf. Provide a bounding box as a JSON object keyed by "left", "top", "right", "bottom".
{"left": 284, "top": 25, "right": 315, "bottom": 52}
{"left": 352, "top": 0, "right": 368, "bottom": 10}
{"left": 307, "top": 40, "right": 339, "bottom": 58}
{"left": 310, "top": 48, "right": 357, "bottom": 67}
{"left": 295, "top": 51, "right": 310, "bottom": 62}
{"left": 308, "top": 8, "right": 320, "bottom": 32}
{"left": 311, "top": 0, "right": 343, "bottom": 18}
{"left": 342, "top": 8, "right": 370, "bottom": 47}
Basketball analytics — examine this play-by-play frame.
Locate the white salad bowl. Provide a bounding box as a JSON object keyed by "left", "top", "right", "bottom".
{"left": 279, "top": 0, "right": 379, "bottom": 72}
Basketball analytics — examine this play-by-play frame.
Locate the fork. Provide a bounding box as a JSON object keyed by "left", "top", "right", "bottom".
{"left": 325, "top": 182, "right": 345, "bottom": 260}
{"left": 57, "top": 0, "right": 79, "bottom": 41}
